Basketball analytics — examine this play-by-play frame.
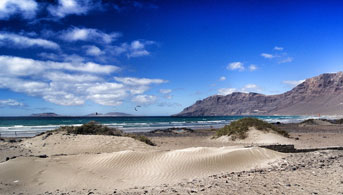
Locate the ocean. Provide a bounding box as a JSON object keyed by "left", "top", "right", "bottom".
{"left": 0, "top": 115, "right": 316, "bottom": 138}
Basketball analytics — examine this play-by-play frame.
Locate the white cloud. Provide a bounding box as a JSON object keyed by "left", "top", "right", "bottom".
{"left": 0, "top": 0, "right": 38, "bottom": 20}
{"left": 159, "top": 89, "right": 172, "bottom": 94}
{"left": 278, "top": 57, "right": 293, "bottom": 64}
{"left": 131, "top": 40, "right": 145, "bottom": 50}
{"left": 282, "top": 79, "right": 305, "bottom": 87}
{"left": 0, "top": 32, "right": 59, "bottom": 49}
{"left": 249, "top": 64, "right": 257, "bottom": 71}
{"left": 218, "top": 88, "right": 236, "bottom": 95}
{"left": 218, "top": 84, "right": 261, "bottom": 95}
{"left": 241, "top": 84, "right": 260, "bottom": 93}
{"left": 114, "top": 77, "right": 167, "bottom": 86}
{"left": 60, "top": 27, "right": 120, "bottom": 44}
{"left": 128, "top": 50, "right": 149, "bottom": 57}
{"left": 244, "top": 84, "right": 257, "bottom": 89}
{"left": 0, "top": 55, "right": 166, "bottom": 106}
{"left": 160, "top": 89, "right": 172, "bottom": 99}
{"left": 45, "top": 72, "right": 100, "bottom": 82}
{"left": 64, "top": 61, "right": 118, "bottom": 74}
{"left": 110, "top": 40, "right": 155, "bottom": 58}
{"left": 0, "top": 55, "right": 118, "bottom": 75}
{"left": 84, "top": 45, "right": 103, "bottom": 56}
{"left": 219, "top": 76, "right": 226, "bottom": 81}
{"left": 132, "top": 95, "right": 157, "bottom": 105}
{"left": 261, "top": 53, "right": 275, "bottom": 59}
{"left": 274, "top": 46, "right": 284, "bottom": 51}
{"left": 0, "top": 99, "right": 24, "bottom": 107}
{"left": 86, "top": 83, "right": 127, "bottom": 106}
{"left": 262, "top": 47, "right": 293, "bottom": 64}
{"left": 38, "top": 52, "right": 85, "bottom": 63}
{"left": 48, "top": 0, "right": 99, "bottom": 18}
{"left": 227, "top": 62, "right": 244, "bottom": 71}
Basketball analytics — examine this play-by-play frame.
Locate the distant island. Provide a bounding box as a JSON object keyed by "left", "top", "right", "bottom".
{"left": 31, "top": 113, "right": 60, "bottom": 117}
{"left": 176, "top": 72, "right": 343, "bottom": 116}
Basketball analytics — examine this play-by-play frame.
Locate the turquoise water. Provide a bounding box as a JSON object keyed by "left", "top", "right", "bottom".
{"left": 0, "top": 116, "right": 310, "bottom": 137}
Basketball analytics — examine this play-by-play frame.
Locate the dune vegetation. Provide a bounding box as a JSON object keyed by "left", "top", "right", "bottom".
{"left": 56, "top": 121, "right": 156, "bottom": 146}
{"left": 215, "top": 117, "right": 289, "bottom": 139}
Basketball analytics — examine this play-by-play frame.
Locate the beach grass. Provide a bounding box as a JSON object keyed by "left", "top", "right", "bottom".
{"left": 56, "top": 121, "right": 156, "bottom": 146}
{"left": 215, "top": 117, "right": 289, "bottom": 139}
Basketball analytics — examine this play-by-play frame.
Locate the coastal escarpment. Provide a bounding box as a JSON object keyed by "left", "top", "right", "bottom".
{"left": 176, "top": 72, "right": 343, "bottom": 116}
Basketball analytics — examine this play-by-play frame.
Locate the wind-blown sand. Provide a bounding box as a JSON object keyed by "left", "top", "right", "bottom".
{"left": 1, "top": 123, "right": 343, "bottom": 194}
{"left": 22, "top": 132, "right": 155, "bottom": 155}
{"left": 215, "top": 127, "right": 294, "bottom": 145}
{"left": 0, "top": 146, "right": 283, "bottom": 194}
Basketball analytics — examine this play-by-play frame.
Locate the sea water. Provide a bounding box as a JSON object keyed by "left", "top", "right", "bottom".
{"left": 0, "top": 115, "right": 317, "bottom": 137}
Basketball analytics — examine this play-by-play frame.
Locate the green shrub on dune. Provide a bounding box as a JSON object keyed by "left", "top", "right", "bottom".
{"left": 57, "top": 121, "right": 155, "bottom": 146}
{"left": 127, "top": 134, "right": 156, "bottom": 146}
{"left": 215, "top": 117, "right": 289, "bottom": 139}
{"left": 64, "top": 121, "right": 123, "bottom": 136}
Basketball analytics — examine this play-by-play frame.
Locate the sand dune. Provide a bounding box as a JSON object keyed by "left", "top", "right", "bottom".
{"left": 20, "top": 132, "right": 155, "bottom": 156}
{"left": 0, "top": 146, "right": 284, "bottom": 194}
{"left": 215, "top": 127, "right": 293, "bottom": 145}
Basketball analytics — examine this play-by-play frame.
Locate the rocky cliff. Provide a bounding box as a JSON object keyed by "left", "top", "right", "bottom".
{"left": 176, "top": 72, "right": 343, "bottom": 116}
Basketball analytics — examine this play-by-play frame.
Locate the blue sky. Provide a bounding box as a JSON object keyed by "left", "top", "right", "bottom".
{"left": 0, "top": 0, "right": 342, "bottom": 116}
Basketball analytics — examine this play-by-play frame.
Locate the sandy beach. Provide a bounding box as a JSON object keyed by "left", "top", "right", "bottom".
{"left": 1, "top": 120, "right": 343, "bottom": 194}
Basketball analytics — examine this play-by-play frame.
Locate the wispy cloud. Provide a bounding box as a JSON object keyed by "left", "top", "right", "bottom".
{"left": 38, "top": 52, "right": 85, "bottom": 63}
{"left": 106, "top": 40, "right": 155, "bottom": 58}
{"left": 249, "top": 64, "right": 257, "bottom": 71}
{"left": 218, "top": 83, "right": 262, "bottom": 95}
{"left": 114, "top": 77, "right": 167, "bottom": 86}
{"left": 0, "top": 0, "right": 38, "bottom": 20}
{"left": 261, "top": 53, "right": 275, "bottom": 59}
{"left": 159, "top": 89, "right": 172, "bottom": 94}
{"left": 159, "top": 89, "right": 172, "bottom": 99}
{"left": 0, "top": 99, "right": 24, "bottom": 107}
{"left": 218, "top": 88, "right": 236, "bottom": 95}
{"left": 47, "top": 0, "right": 100, "bottom": 18}
{"left": 0, "top": 32, "right": 59, "bottom": 49}
{"left": 278, "top": 57, "right": 293, "bottom": 64}
{"left": 241, "top": 84, "right": 261, "bottom": 93}
{"left": 59, "top": 27, "right": 121, "bottom": 44}
{"left": 261, "top": 47, "right": 293, "bottom": 64}
{"left": 282, "top": 79, "right": 305, "bottom": 87}
{"left": 219, "top": 76, "right": 226, "bottom": 81}
{"left": 132, "top": 95, "right": 157, "bottom": 105}
{"left": 113, "top": 77, "right": 167, "bottom": 95}
{"left": 84, "top": 45, "right": 103, "bottom": 56}
{"left": 274, "top": 46, "right": 284, "bottom": 51}
{"left": 0, "top": 55, "right": 118, "bottom": 74}
{"left": 227, "top": 62, "right": 244, "bottom": 71}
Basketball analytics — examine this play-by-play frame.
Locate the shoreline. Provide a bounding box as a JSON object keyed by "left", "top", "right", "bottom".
{"left": 1, "top": 119, "right": 343, "bottom": 194}
{"left": 1, "top": 115, "right": 342, "bottom": 138}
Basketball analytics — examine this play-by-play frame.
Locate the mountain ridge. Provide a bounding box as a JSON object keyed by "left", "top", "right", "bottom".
{"left": 175, "top": 72, "right": 343, "bottom": 116}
